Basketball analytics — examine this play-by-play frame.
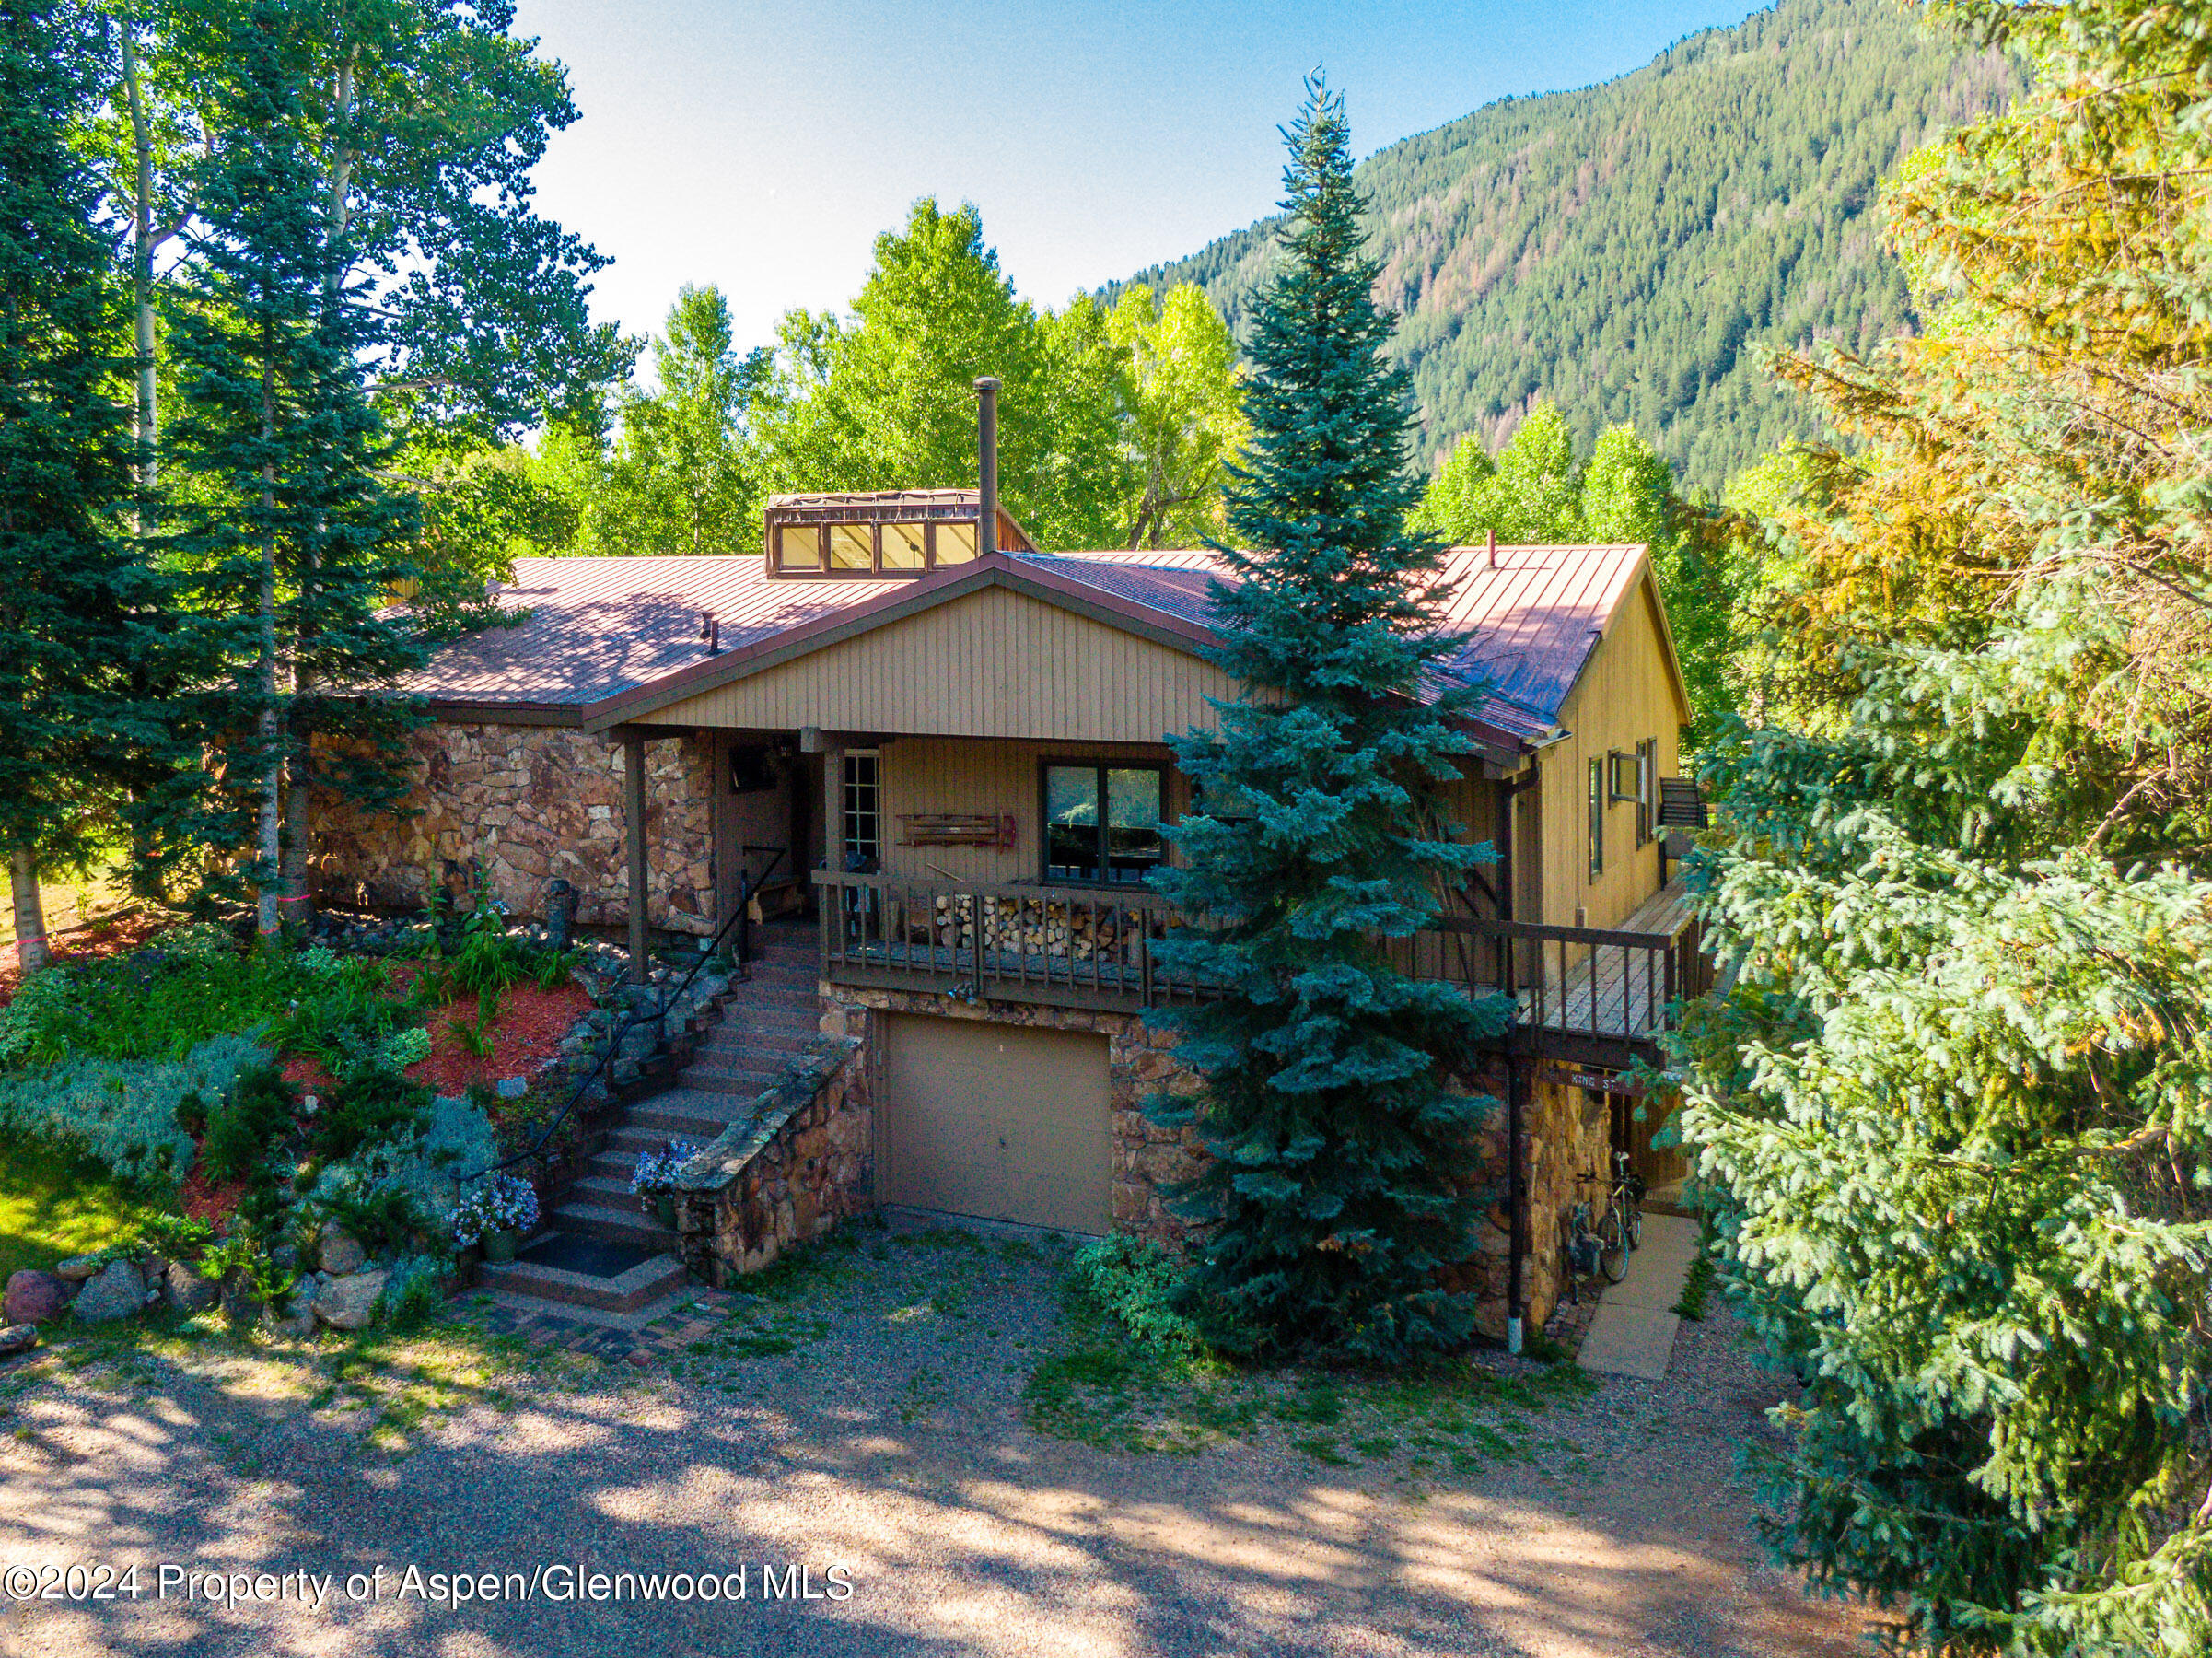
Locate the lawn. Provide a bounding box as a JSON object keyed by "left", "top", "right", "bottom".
{"left": 0, "top": 1132, "right": 157, "bottom": 1282}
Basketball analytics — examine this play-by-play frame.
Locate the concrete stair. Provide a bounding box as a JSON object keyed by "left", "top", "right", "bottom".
{"left": 477, "top": 925, "right": 821, "bottom": 1315}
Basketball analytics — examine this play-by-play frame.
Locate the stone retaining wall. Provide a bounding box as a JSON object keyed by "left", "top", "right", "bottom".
{"left": 814, "top": 987, "right": 1211, "bottom": 1246}
{"left": 672, "top": 1038, "right": 873, "bottom": 1283}
{"left": 308, "top": 724, "right": 716, "bottom": 935}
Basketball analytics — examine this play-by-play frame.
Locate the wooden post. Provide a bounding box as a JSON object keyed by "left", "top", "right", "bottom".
{"left": 623, "top": 729, "right": 648, "bottom": 984}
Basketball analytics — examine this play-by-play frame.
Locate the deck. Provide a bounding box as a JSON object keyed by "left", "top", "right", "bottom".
{"left": 812, "top": 870, "right": 1707, "bottom": 1062}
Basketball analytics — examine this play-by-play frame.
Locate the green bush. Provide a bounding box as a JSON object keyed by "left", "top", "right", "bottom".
{"left": 0, "top": 947, "right": 313, "bottom": 1068}
{"left": 377, "top": 1253, "right": 446, "bottom": 1328}
{"left": 202, "top": 1064, "right": 297, "bottom": 1184}
{"left": 0, "top": 1034, "right": 268, "bottom": 1187}
{"left": 1068, "top": 1234, "right": 1207, "bottom": 1359}
{"left": 309, "top": 1068, "right": 430, "bottom": 1164}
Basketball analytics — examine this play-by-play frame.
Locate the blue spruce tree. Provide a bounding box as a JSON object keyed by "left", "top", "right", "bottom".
{"left": 1147, "top": 80, "right": 1515, "bottom": 1363}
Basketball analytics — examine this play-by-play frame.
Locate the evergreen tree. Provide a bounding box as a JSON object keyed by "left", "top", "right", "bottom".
{"left": 162, "top": 3, "right": 422, "bottom": 938}
{"left": 1147, "top": 80, "right": 1513, "bottom": 1365}
{"left": 0, "top": 1, "right": 178, "bottom": 971}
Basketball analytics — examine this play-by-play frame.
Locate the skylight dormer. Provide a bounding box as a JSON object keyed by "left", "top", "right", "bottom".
{"left": 763, "top": 489, "right": 1037, "bottom": 579}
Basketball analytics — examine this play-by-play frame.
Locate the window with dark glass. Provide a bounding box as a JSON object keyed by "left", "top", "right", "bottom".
{"left": 842, "top": 752, "right": 880, "bottom": 870}
{"left": 1588, "top": 757, "right": 1604, "bottom": 881}
{"left": 1043, "top": 764, "right": 1164, "bottom": 884}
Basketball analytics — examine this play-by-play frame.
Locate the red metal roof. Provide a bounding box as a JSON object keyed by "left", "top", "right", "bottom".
{"left": 405, "top": 541, "right": 1665, "bottom": 743}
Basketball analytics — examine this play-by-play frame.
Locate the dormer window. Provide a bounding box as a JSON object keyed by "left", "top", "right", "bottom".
{"left": 763, "top": 489, "right": 1033, "bottom": 578}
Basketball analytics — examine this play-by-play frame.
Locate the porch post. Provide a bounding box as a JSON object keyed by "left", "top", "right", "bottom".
{"left": 623, "top": 728, "right": 648, "bottom": 984}
{"left": 822, "top": 742, "right": 844, "bottom": 872}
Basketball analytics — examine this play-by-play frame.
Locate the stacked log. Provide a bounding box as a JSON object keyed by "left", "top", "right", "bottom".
{"left": 927, "top": 893, "right": 1134, "bottom": 962}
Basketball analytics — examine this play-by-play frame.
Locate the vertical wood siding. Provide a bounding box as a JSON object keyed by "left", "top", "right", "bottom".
{"left": 646, "top": 586, "right": 1238, "bottom": 741}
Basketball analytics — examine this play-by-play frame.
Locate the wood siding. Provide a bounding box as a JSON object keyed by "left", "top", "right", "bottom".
{"left": 1537, "top": 571, "right": 1685, "bottom": 931}
{"left": 873, "top": 737, "right": 1190, "bottom": 885}
{"left": 646, "top": 585, "right": 1239, "bottom": 743}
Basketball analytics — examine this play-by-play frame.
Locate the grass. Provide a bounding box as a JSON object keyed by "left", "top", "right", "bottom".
{"left": 1021, "top": 1269, "right": 1598, "bottom": 1470}
{"left": 0, "top": 1131, "right": 160, "bottom": 1281}
{"left": 1671, "top": 1250, "right": 1717, "bottom": 1321}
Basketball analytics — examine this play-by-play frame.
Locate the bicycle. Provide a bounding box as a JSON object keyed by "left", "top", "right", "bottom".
{"left": 1608, "top": 1147, "right": 1646, "bottom": 1253}
{"left": 1561, "top": 1152, "right": 1641, "bottom": 1302}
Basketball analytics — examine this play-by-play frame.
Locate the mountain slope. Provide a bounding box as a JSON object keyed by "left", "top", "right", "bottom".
{"left": 1112, "top": 0, "right": 2020, "bottom": 492}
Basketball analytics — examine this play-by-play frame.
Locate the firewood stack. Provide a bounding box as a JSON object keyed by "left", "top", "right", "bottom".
{"left": 928, "top": 893, "right": 1131, "bottom": 961}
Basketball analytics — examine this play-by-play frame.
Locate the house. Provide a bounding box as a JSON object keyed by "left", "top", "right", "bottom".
{"left": 311, "top": 412, "right": 1704, "bottom": 1337}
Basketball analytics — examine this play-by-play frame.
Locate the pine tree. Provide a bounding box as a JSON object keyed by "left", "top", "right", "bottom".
{"left": 162, "top": 2, "right": 422, "bottom": 938}
{"left": 0, "top": 1, "right": 177, "bottom": 972}
{"left": 1147, "top": 80, "right": 1514, "bottom": 1364}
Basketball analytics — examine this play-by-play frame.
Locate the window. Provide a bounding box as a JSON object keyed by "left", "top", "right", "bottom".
{"left": 881, "top": 520, "right": 926, "bottom": 569}
{"left": 1043, "top": 764, "right": 1164, "bottom": 884}
{"left": 1608, "top": 750, "right": 1641, "bottom": 805}
{"left": 777, "top": 523, "right": 821, "bottom": 569}
{"left": 1635, "top": 739, "right": 1656, "bottom": 847}
{"left": 1588, "top": 758, "right": 1604, "bottom": 882}
{"left": 841, "top": 752, "right": 880, "bottom": 870}
{"left": 934, "top": 520, "right": 978, "bottom": 563}
{"left": 827, "top": 523, "right": 873, "bottom": 570}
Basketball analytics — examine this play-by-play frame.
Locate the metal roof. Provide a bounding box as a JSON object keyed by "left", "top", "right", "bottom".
{"left": 404, "top": 541, "right": 1668, "bottom": 742}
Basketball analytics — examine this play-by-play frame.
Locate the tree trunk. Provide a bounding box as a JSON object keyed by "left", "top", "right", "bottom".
{"left": 121, "top": 26, "right": 159, "bottom": 522}
{"left": 256, "top": 347, "right": 283, "bottom": 940}
{"left": 9, "top": 847, "right": 52, "bottom": 976}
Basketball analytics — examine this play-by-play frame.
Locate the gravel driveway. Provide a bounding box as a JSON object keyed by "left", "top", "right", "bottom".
{"left": 0, "top": 1221, "right": 1869, "bottom": 1658}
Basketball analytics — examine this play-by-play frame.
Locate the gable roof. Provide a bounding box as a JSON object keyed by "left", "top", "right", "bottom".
{"left": 403, "top": 541, "right": 1687, "bottom": 749}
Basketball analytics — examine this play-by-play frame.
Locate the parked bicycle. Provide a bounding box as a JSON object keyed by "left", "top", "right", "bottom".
{"left": 1561, "top": 1150, "right": 1643, "bottom": 1302}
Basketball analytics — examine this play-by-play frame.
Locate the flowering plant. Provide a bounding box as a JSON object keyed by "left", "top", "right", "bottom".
{"left": 629, "top": 1140, "right": 704, "bottom": 1203}
{"left": 451, "top": 1173, "right": 538, "bottom": 1248}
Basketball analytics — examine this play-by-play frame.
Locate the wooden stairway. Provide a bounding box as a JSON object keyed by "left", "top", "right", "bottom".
{"left": 479, "top": 923, "right": 821, "bottom": 1314}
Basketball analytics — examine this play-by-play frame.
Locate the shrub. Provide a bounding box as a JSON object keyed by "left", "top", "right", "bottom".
{"left": 319, "top": 1175, "right": 429, "bottom": 1258}
{"left": 377, "top": 1253, "right": 446, "bottom": 1328}
{"left": 309, "top": 1068, "right": 430, "bottom": 1163}
{"left": 201, "top": 1065, "right": 298, "bottom": 1184}
{"left": 0, "top": 948, "right": 308, "bottom": 1068}
{"left": 0, "top": 1034, "right": 268, "bottom": 1187}
{"left": 1068, "top": 1234, "right": 1207, "bottom": 1359}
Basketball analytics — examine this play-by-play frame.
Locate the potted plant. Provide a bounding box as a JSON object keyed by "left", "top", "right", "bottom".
{"left": 459, "top": 1173, "right": 538, "bottom": 1265}
{"left": 630, "top": 1140, "right": 703, "bottom": 1230}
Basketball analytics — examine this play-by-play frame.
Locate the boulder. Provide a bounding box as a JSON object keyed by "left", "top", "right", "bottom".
{"left": 161, "top": 1263, "right": 219, "bottom": 1314}
{"left": 3, "top": 1271, "right": 66, "bottom": 1325}
{"left": 73, "top": 1260, "right": 144, "bottom": 1325}
{"left": 495, "top": 1076, "right": 527, "bottom": 1099}
{"left": 312, "top": 1270, "right": 387, "bottom": 1331}
{"left": 318, "top": 1225, "right": 367, "bottom": 1277}
{"left": 52, "top": 1255, "right": 99, "bottom": 1283}
{"left": 272, "top": 1274, "right": 320, "bottom": 1338}
{"left": 0, "top": 1324, "right": 36, "bottom": 1360}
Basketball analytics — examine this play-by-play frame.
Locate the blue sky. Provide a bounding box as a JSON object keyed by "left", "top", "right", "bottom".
{"left": 511, "top": 0, "right": 1769, "bottom": 354}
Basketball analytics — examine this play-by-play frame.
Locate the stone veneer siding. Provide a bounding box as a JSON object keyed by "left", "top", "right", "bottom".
{"left": 674, "top": 1038, "right": 874, "bottom": 1284}
{"left": 309, "top": 723, "right": 716, "bottom": 935}
{"left": 815, "top": 987, "right": 1210, "bottom": 1245}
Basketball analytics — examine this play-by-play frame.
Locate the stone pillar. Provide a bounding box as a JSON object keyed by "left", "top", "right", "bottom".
{"left": 623, "top": 729, "right": 648, "bottom": 984}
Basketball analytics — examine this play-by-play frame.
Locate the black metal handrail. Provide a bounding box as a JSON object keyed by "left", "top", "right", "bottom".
{"left": 462, "top": 847, "right": 788, "bottom": 1185}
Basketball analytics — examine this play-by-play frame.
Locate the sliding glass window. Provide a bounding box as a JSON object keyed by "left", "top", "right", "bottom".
{"left": 1043, "top": 764, "right": 1165, "bottom": 884}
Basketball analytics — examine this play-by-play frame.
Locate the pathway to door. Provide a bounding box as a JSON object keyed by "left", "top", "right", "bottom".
{"left": 1575, "top": 1212, "right": 1703, "bottom": 1380}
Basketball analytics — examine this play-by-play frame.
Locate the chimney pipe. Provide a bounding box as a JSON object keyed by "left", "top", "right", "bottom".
{"left": 1487, "top": 528, "right": 1497, "bottom": 569}
{"left": 974, "top": 376, "right": 1001, "bottom": 558}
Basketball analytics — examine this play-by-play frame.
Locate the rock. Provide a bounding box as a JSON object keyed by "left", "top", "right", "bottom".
{"left": 270, "top": 1243, "right": 299, "bottom": 1272}
{"left": 73, "top": 1260, "right": 144, "bottom": 1325}
{"left": 52, "top": 1255, "right": 99, "bottom": 1283}
{"left": 4, "top": 1271, "right": 65, "bottom": 1325}
{"left": 0, "top": 1324, "right": 36, "bottom": 1359}
{"left": 272, "top": 1275, "right": 320, "bottom": 1338}
{"left": 161, "top": 1263, "right": 219, "bottom": 1314}
{"left": 319, "top": 1225, "right": 367, "bottom": 1277}
{"left": 313, "top": 1270, "right": 387, "bottom": 1331}
{"left": 495, "top": 1076, "right": 527, "bottom": 1099}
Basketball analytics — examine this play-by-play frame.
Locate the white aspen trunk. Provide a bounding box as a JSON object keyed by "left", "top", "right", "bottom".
{"left": 8, "top": 848, "right": 52, "bottom": 976}
{"left": 121, "top": 27, "right": 159, "bottom": 520}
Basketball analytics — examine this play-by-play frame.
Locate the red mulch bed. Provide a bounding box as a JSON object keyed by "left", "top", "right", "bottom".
{"left": 0, "top": 907, "right": 169, "bottom": 1010}
{"left": 403, "top": 979, "right": 591, "bottom": 1097}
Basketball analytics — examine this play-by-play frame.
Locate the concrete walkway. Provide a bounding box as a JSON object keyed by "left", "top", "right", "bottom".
{"left": 1577, "top": 1212, "right": 1702, "bottom": 1380}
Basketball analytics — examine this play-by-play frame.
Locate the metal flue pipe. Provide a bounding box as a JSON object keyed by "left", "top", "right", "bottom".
{"left": 975, "top": 376, "right": 1000, "bottom": 557}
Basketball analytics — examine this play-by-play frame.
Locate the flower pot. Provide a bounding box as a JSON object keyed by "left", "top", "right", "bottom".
{"left": 483, "top": 1229, "right": 518, "bottom": 1266}
{"left": 655, "top": 1195, "right": 677, "bottom": 1230}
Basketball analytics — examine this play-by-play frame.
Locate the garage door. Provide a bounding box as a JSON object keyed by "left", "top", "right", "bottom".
{"left": 880, "top": 1016, "right": 1112, "bottom": 1234}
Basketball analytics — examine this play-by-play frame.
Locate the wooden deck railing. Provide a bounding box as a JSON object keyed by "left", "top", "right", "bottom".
{"left": 812, "top": 870, "right": 1217, "bottom": 1008}
{"left": 815, "top": 869, "right": 1707, "bottom": 1051}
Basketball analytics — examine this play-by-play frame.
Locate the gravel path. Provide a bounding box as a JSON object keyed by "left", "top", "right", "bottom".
{"left": 0, "top": 1226, "right": 1870, "bottom": 1658}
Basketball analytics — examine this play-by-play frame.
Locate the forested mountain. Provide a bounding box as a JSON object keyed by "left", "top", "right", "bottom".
{"left": 1111, "top": 0, "right": 2021, "bottom": 491}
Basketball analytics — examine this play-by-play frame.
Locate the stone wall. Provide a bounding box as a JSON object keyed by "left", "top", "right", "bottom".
{"left": 816, "top": 987, "right": 1210, "bottom": 1246}
{"left": 309, "top": 723, "right": 716, "bottom": 936}
{"left": 672, "top": 1038, "right": 873, "bottom": 1283}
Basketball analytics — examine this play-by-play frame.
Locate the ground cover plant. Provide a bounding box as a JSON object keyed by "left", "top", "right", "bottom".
{"left": 0, "top": 1132, "right": 157, "bottom": 1280}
